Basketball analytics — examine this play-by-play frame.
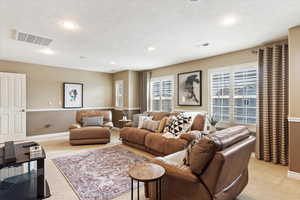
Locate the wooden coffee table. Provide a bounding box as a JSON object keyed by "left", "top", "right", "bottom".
{"left": 128, "top": 163, "right": 165, "bottom": 200}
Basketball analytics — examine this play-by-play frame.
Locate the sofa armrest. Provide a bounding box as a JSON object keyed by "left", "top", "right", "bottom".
{"left": 124, "top": 122, "right": 133, "bottom": 127}
{"left": 180, "top": 133, "right": 196, "bottom": 143}
{"left": 69, "top": 123, "right": 81, "bottom": 130}
{"left": 102, "top": 121, "right": 114, "bottom": 129}
{"left": 152, "top": 157, "right": 199, "bottom": 183}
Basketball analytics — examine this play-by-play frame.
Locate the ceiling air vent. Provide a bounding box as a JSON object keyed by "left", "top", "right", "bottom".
{"left": 13, "top": 30, "right": 53, "bottom": 46}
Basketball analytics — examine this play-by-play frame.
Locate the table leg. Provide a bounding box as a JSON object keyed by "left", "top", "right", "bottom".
{"left": 137, "top": 180, "right": 140, "bottom": 200}
{"left": 159, "top": 178, "right": 162, "bottom": 200}
{"left": 131, "top": 178, "right": 134, "bottom": 200}
{"left": 156, "top": 180, "right": 159, "bottom": 200}
{"left": 37, "top": 159, "right": 45, "bottom": 198}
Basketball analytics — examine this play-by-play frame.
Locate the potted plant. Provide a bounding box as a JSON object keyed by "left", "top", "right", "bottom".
{"left": 207, "top": 114, "right": 219, "bottom": 133}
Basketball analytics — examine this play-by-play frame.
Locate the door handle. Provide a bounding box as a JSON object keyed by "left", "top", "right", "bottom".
{"left": 20, "top": 109, "right": 26, "bottom": 112}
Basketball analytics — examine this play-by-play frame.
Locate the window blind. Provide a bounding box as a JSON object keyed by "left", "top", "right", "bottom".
{"left": 210, "top": 65, "right": 257, "bottom": 125}
{"left": 150, "top": 77, "right": 173, "bottom": 112}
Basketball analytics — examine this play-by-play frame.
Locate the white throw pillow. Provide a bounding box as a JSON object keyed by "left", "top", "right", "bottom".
{"left": 138, "top": 116, "right": 152, "bottom": 128}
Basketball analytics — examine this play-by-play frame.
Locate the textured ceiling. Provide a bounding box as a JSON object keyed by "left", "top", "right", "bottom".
{"left": 0, "top": 0, "right": 300, "bottom": 73}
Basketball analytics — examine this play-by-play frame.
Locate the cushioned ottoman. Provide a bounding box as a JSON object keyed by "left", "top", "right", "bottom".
{"left": 69, "top": 127, "right": 110, "bottom": 145}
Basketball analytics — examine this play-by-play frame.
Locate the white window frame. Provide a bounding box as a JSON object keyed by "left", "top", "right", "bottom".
{"left": 115, "top": 80, "right": 124, "bottom": 108}
{"left": 150, "top": 76, "right": 174, "bottom": 112}
{"left": 208, "top": 62, "right": 258, "bottom": 129}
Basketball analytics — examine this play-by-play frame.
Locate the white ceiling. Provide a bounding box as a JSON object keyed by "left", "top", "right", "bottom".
{"left": 1, "top": 0, "right": 300, "bottom": 73}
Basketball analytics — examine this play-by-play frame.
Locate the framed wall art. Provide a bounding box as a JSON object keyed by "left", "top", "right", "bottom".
{"left": 177, "top": 71, "right": 202, "bottom": 106}
{"left": 63, "top": 83, "right": 83, "bottom": 108}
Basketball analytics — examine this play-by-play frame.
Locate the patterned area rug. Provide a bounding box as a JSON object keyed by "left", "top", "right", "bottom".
{"left": 52, "top": 145, "right": 149, "bottom": 200}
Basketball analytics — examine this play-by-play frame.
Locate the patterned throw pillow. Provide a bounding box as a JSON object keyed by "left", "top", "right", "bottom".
{"left": 138, "top": 116, "right": 152, "bottom": 128}
{"left": 164, "top": 114, "right": 192, "bottom": 136}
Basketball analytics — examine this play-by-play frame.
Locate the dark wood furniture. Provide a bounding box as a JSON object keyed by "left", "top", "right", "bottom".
{"left": 128, "top": 163, "right": 165, "bottom": 200}
{"left": 0, "top": 142, "right": 50, "bottom": 199}
{"left": 119, "top": 119, "right": 132, "bottom": 128}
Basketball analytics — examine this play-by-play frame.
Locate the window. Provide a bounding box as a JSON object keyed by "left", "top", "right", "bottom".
{"left": 209, "top": 64, "right": 257, "bottom": 125}
{"left": 115, "top": 80, "right": 124, "bottom": 107}
{"left": 150, "top": 76, "right": 174, "bottom": 112}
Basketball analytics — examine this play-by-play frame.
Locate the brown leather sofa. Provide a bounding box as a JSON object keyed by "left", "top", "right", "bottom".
{"left": 69, "top": 110, "right": 113, "bottom": 145}
{"left": 120, "top": 112, "right": 206, "bottom": 156}
{"left": 147, "top": 126, "right": 255, "bottom": 200}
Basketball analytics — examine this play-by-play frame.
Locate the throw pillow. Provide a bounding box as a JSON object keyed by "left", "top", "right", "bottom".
{"left": 132, "top": 114, "right": 148, "bottom": 127}
{"left": 82, "top": 116, "right": 104, "bottom": 127}
{"left": 141, "top": 119, "right": 160, "bottom": 132}
{"left": 189, "top": 137, "right": 217, "bottom": 175}
{"left": 138, "top": 116, "right": 152, "bottom": 128}
{"left": 164, "top": 114, "right": 192, "bottom": 136}
{"left": 157, "top": 116, "right": 168, "bottom": 133}
{"left": 183, "top": 131, "right": 203, "bottom": 166}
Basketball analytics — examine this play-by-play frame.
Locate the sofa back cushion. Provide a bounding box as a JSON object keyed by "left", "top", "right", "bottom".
{"left": 82, "top": 116, "right": 104, "bottom": 127}
{"left": 150, "top": 112, "right": 171, "bottom": 121}
{"left": 76, "top": 110, "right": 112, "bottom": 124}
{"left": 210, "top": 126, "right": 250, "bottom": 151}
{"left": 191, "top": 114, "right": 206, "bottom": 131}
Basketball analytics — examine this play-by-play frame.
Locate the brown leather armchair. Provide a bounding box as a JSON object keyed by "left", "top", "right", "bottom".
{"left": 147, "top": 127, "right": 255, "bottom": 200}
{"left": 68, "top": 110, "right": 113, "bottom": 145}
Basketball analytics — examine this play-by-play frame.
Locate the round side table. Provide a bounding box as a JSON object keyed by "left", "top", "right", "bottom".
{"left": 128, "top": 163, "right": 165, "bottom": 200}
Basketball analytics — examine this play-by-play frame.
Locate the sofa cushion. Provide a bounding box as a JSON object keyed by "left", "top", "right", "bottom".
{"left": 151, "top": 112, "right": 171, "bottom": 121}
{"left": 76, "top": 110, "right": 112, "bottom": 124}
{"left": 210, "top": 126, "right": 250, "bottom": 151}
{"left": 120, "top": 127, "right": 151, "bottom": 145}
{"left": 141, "top": 119, "right": 160, "bottom": 132}
{"left": 138, "top": 116, "right": 152, "bottom": 128}
{"left": 145, "top": 133, "right": 167, "bottom": 154}
{"left": 189, "top": 137, "right": 217, "bottom": 176}
{"left": 69, "top": 127, "right": 110, "bottom": 140}
{"left": 82, "top": 116, "right": 103, "bottom": 127}
{"left": 191, "top": 114, "right": 205, "bottom": 131}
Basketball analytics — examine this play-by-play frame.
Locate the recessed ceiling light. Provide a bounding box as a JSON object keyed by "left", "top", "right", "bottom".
{"left": 221, "top": 16, "right": 237, "bottom": 26}
{"left": 39, "top": 48, "right": 55, "bottom": 55}
{"left": 110, "top": 61, "right": 116, "bottom": 65}
{"left": 148, "top": 46, "right": 156, "bottom": 51}
{"left": 61, "top": 21, "right": 79, "bottom": 30}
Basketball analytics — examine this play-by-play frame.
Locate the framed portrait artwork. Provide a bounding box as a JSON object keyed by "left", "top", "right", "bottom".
{"left": 63, "top": 83, "right": 83, "bottom": 108}
{"left": 177, "top": 71, "right": 202, "bottom": 106}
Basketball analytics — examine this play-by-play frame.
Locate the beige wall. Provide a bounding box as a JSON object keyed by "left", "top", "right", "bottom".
{"left": 288, "top": 26, "right": 300, "bottom": 118}
{"left": 0, "top": 60, "right": 113, "bottom": 135}
{"left": 0, "top": 60, "right": 113, "bottom": 109}
{"left": 151, "top": 48, "right": 258, "bottom": 111}
{"left": 112, "top": 70, "right": 140, "bottom": 109}
{"left": 288, "top": 26, "right": 300, "bottom": 173}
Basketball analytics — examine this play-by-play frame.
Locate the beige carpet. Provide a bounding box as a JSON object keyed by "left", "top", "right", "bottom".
{"left": 33, "top": 130, "right": 300, "bottom": 200}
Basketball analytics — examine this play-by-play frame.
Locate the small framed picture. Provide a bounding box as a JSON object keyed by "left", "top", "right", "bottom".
{"left": 63, "top": 83, "right": 83, "bottom": 108}
{"left": 177, "top": 71, "right": 202, "bottom": 106}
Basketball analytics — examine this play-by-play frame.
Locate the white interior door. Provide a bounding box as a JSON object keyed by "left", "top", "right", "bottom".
{"left": 0, "top": 72, "right": 26, "bottom": 143}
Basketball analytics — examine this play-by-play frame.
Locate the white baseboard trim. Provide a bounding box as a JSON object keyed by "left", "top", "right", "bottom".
{"left": 27, "top": 107, "right": 114, "bottom": 112}
{"left": 114, "top": 107, "right": 140, "bottom": 111}
{"left": 26, "top": 132, "right": 69, "bottom": 140}
{"left": 27, "top": 107, "right": 140, "bottom": 112}
{"left": 288, "top": 170, "right": 300, "bottom": 180}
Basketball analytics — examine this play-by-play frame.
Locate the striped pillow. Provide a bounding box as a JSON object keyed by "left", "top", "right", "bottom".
{"left": 141, "top": 119, "right": 160, "bottom": 132}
